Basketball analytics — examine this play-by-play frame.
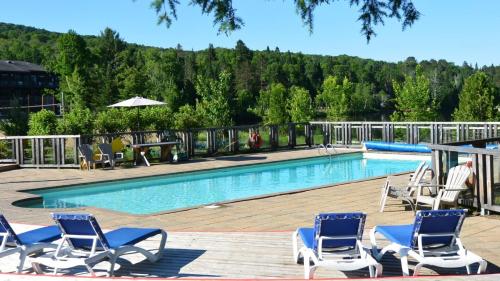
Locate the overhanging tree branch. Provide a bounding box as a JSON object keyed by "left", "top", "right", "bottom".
{"left": 147, "top": 0, "right": 420, "bottom": 41}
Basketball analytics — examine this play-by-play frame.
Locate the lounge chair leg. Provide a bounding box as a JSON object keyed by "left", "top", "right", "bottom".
{"left": 374, "top": 263, "right": 383, "bottom": 277}
{"left": 478, "top": 260, "right": 487, "bottom": 274}
{"left": 85, "top": 263, "right": 95, "bottom": 277}
{"left": 303, "top": 252, "right": 315, "bottom": 279}
{"left": 369, "top": 228, "right": 381, "bottom": 260}
{"left": 292, "top": 231, "right": 300, "bottom": 263}
{"left": 17, "top": 251, "right": 27, "bottom": 273}
{"left": 368, "top": 265, "right": 374, "bottom": 277}
{"left": 465, "top": 264, "right": 471, "bottom": 275}
{"left": 413, "top": 263, "right": 423, "bottom": 276}
{"left": 108, "top": 255, "right": 118, "bottom": 276}
{"left": 31, "top": 262, "right": 43, "bottom": 274}
{"left": 400, "top": 253, "right": 410, "bottom": 276}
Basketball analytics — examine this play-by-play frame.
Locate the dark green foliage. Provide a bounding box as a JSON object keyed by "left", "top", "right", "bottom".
{"left": 453, "top": 72, "right": 499, "bottom": 121}
{"left": 0, "top": 100, "right": 29, "bottom": 135}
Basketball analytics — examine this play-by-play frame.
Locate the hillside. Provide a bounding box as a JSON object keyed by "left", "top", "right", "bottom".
{"left": 1, "top": 22, "right": 500, "bottom": 135}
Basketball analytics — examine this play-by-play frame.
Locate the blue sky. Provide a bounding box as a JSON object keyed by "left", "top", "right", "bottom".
{"left": 1, "top": 0, "right": 499, "bottom": 66}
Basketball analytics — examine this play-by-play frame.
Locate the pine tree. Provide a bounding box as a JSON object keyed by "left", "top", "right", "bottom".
{"left": 453, "top": 72, "right": 498, "bottom": 121}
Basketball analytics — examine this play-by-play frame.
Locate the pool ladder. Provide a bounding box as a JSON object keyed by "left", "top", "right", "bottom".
{"left": 317, "top": 144, "right": 337, "bottom": 160}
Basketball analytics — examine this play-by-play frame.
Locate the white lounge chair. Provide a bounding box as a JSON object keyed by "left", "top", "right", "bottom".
{"left": 32, "top": 213, "right": 167, "bottom": 276}
{"left": 293, "top": 212, "right": 382, "bottom": 279}
{"left": 0, "top": 214, "right": 61, "bottom": 273}
{"left": 380, "top": 161, "right": 429, "bottom": 212}
{"left": 370, "top": 209, "right": 486, "bottom": 276}
{"left": 415, "top": 165, "right": 470, "bottom": 210}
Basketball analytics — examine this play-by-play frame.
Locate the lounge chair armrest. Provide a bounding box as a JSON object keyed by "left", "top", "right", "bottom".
{"left": 114, "top": 152, "right": 124, "bottom": 158}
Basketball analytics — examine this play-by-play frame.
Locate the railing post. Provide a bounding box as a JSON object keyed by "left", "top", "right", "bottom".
{"left": 270, "top": 125, "right": 278, "bottom": 150}
{"left": 304, "top": 123, "right": 312, "bottom": 147}
{"left": 485, "top": 154, "right": 494, "bottom": 214}
{"left": 477, "top": 153, "right": 486, "bottom": 215}
{"left": 208, "top": 129, "right": 215, "bottom": 155}
{"left": 229, "top": 128, "right": 239, "bottom": 153}
{"left": 322, "top": 124, "right": 329, "bottom": 145}
{"left": 288, "top": 123, "right": 296, "bottom": 148}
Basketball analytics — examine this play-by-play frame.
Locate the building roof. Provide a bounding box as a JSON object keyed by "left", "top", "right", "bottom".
{"left": 0, "top": 60, "right": 47, "bottom": 73}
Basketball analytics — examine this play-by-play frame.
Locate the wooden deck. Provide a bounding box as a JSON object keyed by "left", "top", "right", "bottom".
{"left": 2, "top": 224, "right": 499, "bottom": 280}
{"left": 0, "top": 149, "right": 499, "bottom": 280}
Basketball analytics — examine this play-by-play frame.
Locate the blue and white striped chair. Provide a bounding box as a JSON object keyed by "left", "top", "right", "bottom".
{"left": 370, "top": 209, "right": 486, "bottom": 276}
{"left": 0, "top": 214, "right": 61, "bottom": 273}
{"left": 32, "top": 213, "right": 167, "bottom": 276}
{"left": 293, "top": 212, "right": 382, "bottom": 279}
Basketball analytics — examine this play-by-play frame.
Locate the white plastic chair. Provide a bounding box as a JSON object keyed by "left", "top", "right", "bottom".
{"left": 416, "top": 165, "right": 470, "bottom": 210}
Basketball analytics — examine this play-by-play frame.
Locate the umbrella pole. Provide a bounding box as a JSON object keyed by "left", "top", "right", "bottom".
{"left": 136, "top": 107, "right": 140, "bottom": 132}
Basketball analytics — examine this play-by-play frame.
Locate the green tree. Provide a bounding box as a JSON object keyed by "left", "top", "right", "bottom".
{"left": 150, "top": 0, "right": 420, "bottom": 40}
{"left": 288, "top": 86, "right": 313, "bottom": 122}
{"left": 453, "top": 72, "right": 498, "bottom": 121}
{"left": 174, "top": 105, "right": 201, "bottom": 129}
{"left": 28, "top": 109, "right": 58, "bottom": 135}
{"left": 195, "top": 71, "right": 233, "bottom": 127}
{"left": 140, "top": 106, "right": 174, "bottom": 130}
{"left": 55, "top": 30, "right": 90, "bottom": 77}
{"left": 93, "top": 108, "right": 131, "bottom": 133}
{"left": 118, "top": 66, "right": 148, "bottom": 100}
{"left": 255, "top": 83, "right": 289, "bottom": 125}
{"left": 316, "top": 76, "right": 351, "bottom": 121}
{"left": 94, "top": 28, "right": 126, "bottom": 106}
{"left": 57, "top": 107, "right": 94, "bottom": 135}
{"left": 391, "top": 65, "right": 438, "bottom": 121}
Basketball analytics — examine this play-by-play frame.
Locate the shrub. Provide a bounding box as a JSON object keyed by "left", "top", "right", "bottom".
{"left": 174, "top": 105, "right": 201, "bottom": 129}
{"left": 140, "top": 106, "right": 174, "bottom": 130}
{"left": 57, "top": 106, "right": 94, "bottom": 134}
{"left": 93, "top": 108, "right": 131, "bottom": 133}
{"left": 28, "top": 109, "right": 58, "bottom": 135}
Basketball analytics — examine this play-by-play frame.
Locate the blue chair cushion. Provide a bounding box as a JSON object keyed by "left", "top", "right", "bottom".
{"left": 375, "top": 224, "right": 413, "bottom": 248}
{"left": 298, "top": 227, "right": 314, "bottom": 249}
{"left": 104, "top": 227, "right": 162, "bottom": 249}
{"left": 16, "top": 225, "right": 61, "bottom": 246}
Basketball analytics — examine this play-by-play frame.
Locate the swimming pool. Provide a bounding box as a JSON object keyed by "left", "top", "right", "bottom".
{"left": 21, "top": 153, "right": 421, "bottom": 215}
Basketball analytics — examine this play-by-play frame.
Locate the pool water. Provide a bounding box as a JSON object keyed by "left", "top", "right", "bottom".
{"left": 23, "top": 153, "right": 421, "bottom": 214}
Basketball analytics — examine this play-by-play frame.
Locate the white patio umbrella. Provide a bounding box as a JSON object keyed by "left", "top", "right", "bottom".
{"left": 108, "top": 96, "right": 166, "bottom": 131}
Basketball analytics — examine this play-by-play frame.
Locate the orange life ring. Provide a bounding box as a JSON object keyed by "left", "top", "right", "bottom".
{"left": 248, "top": 133, "right": 263, "bottom": 149}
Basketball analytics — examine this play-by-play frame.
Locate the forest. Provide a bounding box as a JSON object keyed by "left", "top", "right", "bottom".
{"left": 0, "top": 22, "right": 499, "bottom": 136}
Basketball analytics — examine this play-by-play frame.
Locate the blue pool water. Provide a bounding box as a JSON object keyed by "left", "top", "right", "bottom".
{"left": 24, "top": 153, "right": 421, "bottom": 214}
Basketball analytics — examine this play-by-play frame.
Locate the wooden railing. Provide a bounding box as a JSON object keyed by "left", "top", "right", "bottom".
{"left": 309, "top": 121, "right": 500, "bottom": 145}
{"left": 427, "top": 139, "right": 500, "bottom": 215}
{"left": 0, "top": 135, "right": 80, "bottom": 168}
{"left": 2, "top": 121, "right": 500, "bottom": 168}
{"left": 81, "top": 122, "right": 312, "bottom": 159}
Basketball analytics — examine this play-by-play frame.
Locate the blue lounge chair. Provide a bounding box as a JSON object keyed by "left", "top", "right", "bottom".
{"left": 370, "top": 209, "right": 486, "bottom": 276}
{"left": 0, "top": 214, "right": 61, "bottom": 273}
{"left": 293, "top": 212, "right": 382, "bottom": 279}
{"left": 32, "top": 213, "right": 167, "bottom": 276}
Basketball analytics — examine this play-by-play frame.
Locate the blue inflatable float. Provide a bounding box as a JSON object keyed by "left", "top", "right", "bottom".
{"left": 363, "top": 141, "right": 431, "bottom": 153}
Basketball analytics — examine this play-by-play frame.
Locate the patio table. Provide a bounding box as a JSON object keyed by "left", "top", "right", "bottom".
{"left": 132, "top": 141, "right": 180, "bottom": 166}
